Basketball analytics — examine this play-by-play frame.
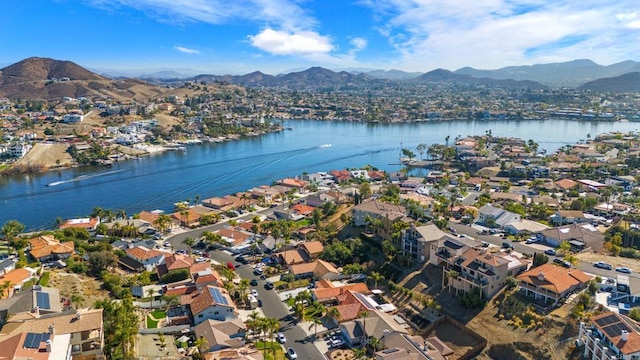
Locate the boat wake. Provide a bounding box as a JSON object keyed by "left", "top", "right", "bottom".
{"left": 46, "top": 169, "right": 125, "bottom": 187}
{"left": 319, "top": 143, "right": 332, "bottom": 148}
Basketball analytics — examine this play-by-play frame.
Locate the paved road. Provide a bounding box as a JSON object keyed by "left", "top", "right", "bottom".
{"left": 448, "top": 221, "right": 639, "bottom": 280}
{"left": 206, "top": 250, "right": 324, "bottom": 359}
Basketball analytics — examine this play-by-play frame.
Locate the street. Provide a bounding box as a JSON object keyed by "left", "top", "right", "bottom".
{"left": 447, "top": 221, "right": 640, "bottom": 280}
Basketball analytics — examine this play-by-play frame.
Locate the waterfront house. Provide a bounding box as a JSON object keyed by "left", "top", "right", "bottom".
{"left": 28, "top": 235, "right": 74, "bottom": 262}
{"left": 517, "top": 263, "right": 592, "bottom": 307}
{"left": 577, "top": 312, "right": 640, "bottom": 360}
{"left": 0, "top": 308, "right": 104, "bottom": 358}
{"left": 58, "top": 217, "right": 99, "bottom": 232}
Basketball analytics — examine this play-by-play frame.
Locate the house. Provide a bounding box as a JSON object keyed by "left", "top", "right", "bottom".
{"left": 58, "top": 217, "right": 99, "bottom": 231}
{"left": 517, "top": 263, "right": 592, "bottom": 307}
{"left": 156, "top": 253, "right": 195, "bottom": 278}
{"left": 170, "top": 208, "right": 202, "bottom": 227}
{"left": 0, "top": 285, "right": 62, "bottom": 325}
{"left": 289, "top": 260, "right": 340, "bottom": 281}
{"left": 292, "top": 204, "right": 315, "bottom": 216}
{"left": 550, "top": 210, "right": 588, "bottom": 225}
{"left": 273, "top": 249, "right": 305, "bottom": 265}
{"left": 0, "top": 308, "right": 104, "bottom": 358}
{"left": 340, "top": 310, "right": 408, "bottom": 348}
{"left": 277, "top": 178, "right": 308, "bottom": 191}
{"left": 555, "top": 178, "right": 578, "bottom": 191}
{"left": 312, "top": 279, "right": 371, "bottom": 305}
{"left": 375, "top": 331, "right": 454, "bottom": 360}
{"left": 299, "top": 241, "right": 324, "bottom": 260}
{"left": 0, "top": 258, "right": 16, "bottom": 275}
{"left": 503, "top": 219, "right": 550, "bottom": 235}
{"left": 441, "top": 248, "right": 530, "bottom": 299}
{"left": 0, "top": 332, "right": 72, "bottom": 360}
{"left": 216, "top": 227, "right": 253, "bottom": 247}
{"left": 605, "top": 175, "right": 636, "bottom": 192}
{"left": 477, "top": 204, "right": 521, "bottom": 228}
{"left": 539, "top": 223, "right": 605, "bottom": 253}
{"left": 577, "top": 312, "right": 640, "bottom": 360}
{"left": 401, "top": 224, "right": 452, "bottom": 263}
{"left": 124, "top": 246, "right": 167, "bottom": 272}
{"left": 28, "top": 235, "right": 74, "bottom": 262}
{"left": 187, "top": 286, "right": 237, "bottom": 326}
{"left": 352, "top": 200, "right": 408, "bottom": 241}
{"left": 193, "top": 318, "right": 246, "bottom": 352}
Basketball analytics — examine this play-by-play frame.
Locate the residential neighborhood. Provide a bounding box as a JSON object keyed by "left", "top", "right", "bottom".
{"left": 4, "top": 124, "right": 640, "bottom": 359}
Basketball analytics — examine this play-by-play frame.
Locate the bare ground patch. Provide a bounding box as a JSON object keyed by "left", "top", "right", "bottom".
{"left": 48, "top": 270, "right": 110, "bottom": 308}
{"left": 16, "top": 143, "right": 72, "bottom": 169}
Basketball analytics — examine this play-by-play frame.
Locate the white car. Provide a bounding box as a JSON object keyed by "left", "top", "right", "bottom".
{"left": 287, "top": 347, "right": 297, "bottom": 359}
{"left": 277, "top": 332, "right": 286, "bottom": 343}
{"left": 251, "top": 289, "right": 259, "bottom": 297}
{"left": 195, "top": 257, "right": 207, "bottom": 263}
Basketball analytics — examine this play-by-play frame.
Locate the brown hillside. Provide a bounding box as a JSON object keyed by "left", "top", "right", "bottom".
{"left": 0, "top": 57, "right": 104, "bottom": 83}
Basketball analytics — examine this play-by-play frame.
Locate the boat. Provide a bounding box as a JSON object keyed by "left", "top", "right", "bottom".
{"left": 320, "top": 143, "right": 332, "bottom": 148}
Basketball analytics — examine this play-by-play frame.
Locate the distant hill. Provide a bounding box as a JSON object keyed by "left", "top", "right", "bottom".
{"left": 454, "top": 59, "right": 640, "bottom": 88}
{"left": 415, "top": 69, "right": 547, "bottom": 89}
{"left": 578, "top": 72, "right": 640, "bottom": 92}
{"left": 364, "top": 69, "right": 422, "bottom": 80}
{"left": 0, "top": 57, "right": 165, "bottom": 100}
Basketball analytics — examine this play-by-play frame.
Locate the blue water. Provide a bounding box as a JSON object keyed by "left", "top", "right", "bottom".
{"left": 2, "top": 118, "right": 639, "bottom": 230}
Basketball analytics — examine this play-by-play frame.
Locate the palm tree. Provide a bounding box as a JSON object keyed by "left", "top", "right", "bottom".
{"left": 324, "top": 306, "right": 341, "bottom": 326}
{"left": 154, "top": 214, "right": 173, "bottom": 233}
{"left": 237, "top": 278, "right": 250, "bottom": 304}
{"left": 359, "top": 310, "right": 369, "bottom": 346}
{"left": 194, "top": 336, "right": 209, "bottom": 354}
{"left": 368, "top": 336, "right": 381, "bottom": 353}
{"left": 70, "top": 294, "right": 84, "bottom": 309}
{"left": 146, "top": 288, "right": 156, "bottom": 308}
{"left": 445, "top": 270, "right": 459, "bottom": 294}
{"left": 293, "top": 302, "right": 305, "bottom": 322}
{"left": 309, "top": 316, "right": 323, "bottom": 339}
{"left": 160, "top": 294, "right": 179, "bottom": 312}
{"left": 0, "top": 280, "right": 12, "bottom": 298}
{"left": 564, "top": 254, "right": 579, "bottom": 267}
{"left": 369, "top": 271, "right": 384, "bottom": 289}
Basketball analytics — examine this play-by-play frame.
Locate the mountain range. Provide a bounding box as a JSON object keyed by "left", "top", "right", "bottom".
{"left": 1, "top": 57, "right": 640, "bottom": 100}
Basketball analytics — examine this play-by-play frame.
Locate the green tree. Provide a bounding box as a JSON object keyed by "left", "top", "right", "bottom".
{"left": 532, "top": 253, "right": 549, "bottom": 267}
{"left": 369, "top": 271, "right": 384, "bottom": 289}
{"left": 1, "top": 220, "right": 25, "bottom": 243}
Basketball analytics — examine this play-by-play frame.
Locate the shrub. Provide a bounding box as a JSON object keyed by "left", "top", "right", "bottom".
{"left": 39, "top": 271, "right": 50, "bottom": 286}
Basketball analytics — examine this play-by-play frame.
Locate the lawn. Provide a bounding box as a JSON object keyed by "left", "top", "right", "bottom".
{"left": 146, "top": 310, "right": 166, "bottom": 329}
{"left": 255, "top": 340, "right": 286, "bottom": 360}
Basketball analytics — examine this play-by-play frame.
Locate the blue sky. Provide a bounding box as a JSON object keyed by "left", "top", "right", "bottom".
{"left": 1, "top": 0, "right": 639, "bottom": 75}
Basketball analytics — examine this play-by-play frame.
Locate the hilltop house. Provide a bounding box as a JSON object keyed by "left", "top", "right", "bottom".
{"left": 477, "top": 204, "right": 521, "bottom": 229}
{"left": 517, "top": 263, "right": 592, "bottom": 307}
{"left": 577, "top": 312, "right": 640, "bottom": 360}
{"left": 352, "top": 200, "right": 408, "bottom": 241}
{"left": 401, "top": 224, "right": 454, "bottom": 263}
{"left": 123, "top": 246, "right": 167, "bottom": 272}
{"left": 186, "top": 286, "right": 237, "bottom": 326}
{"left": 28, "top": 235, "right": 74, "bottom": 262}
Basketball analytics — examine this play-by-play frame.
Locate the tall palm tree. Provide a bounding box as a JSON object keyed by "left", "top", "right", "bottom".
{"left": 359, "top": 310, "right": 369, "bottom": 346}
{"left": 237, "top": 278, "right": 250, "bottom": 304}
{"left": 309, "top": 316, "right": 323, "bottom": 339}
{"left": 146, "top": 288, "right": 156, "bottom": 308}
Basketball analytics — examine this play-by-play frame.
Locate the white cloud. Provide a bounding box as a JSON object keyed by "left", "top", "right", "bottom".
{"left": 360, "top": 0, "right": 640, "bottom": 70}
{"left": 175, "top": 46, "right": 200, "bottom": 54}
{"left": 350, "top": 37, "right": 368, "bottom": 51}
{"left": 248, "top": 28, "right": 334, "bottom": 55}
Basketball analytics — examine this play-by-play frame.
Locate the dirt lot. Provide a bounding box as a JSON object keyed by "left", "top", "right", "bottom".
{"left": 15, "top": 143, "right": 73, "bottom": 168}
{"left": 576, "top": 252, "right": 640, "bottom": 272}
{"left": 48, "top": 270, "right": 110, "bottom": 308}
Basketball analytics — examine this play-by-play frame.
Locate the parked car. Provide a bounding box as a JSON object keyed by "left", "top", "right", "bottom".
{"left": 253, "top": 267, "right": 263, "bottom": 276}
{"left": 616, "top": 267, "right": 632, "bottom": 274}
{"left": 287, "top": 347, "right": 297, "bottom": 359}
{"left": 502, "top": 242, "right": 514, "bottom": 250}
{"left": 250, "top": 279, "right": 258, "bottom": 286}
{"left": 264, "top": 281, "right": 274, "bottom": 290}
{"left": 163, "top": 241, "right": 171, "bottom": 247}
{"left": 525, "top": 237, "right": 539, "bottom": 244}
{"left": 544, "top": 249, "right": 556, "bottom": 256}
{"left": 594, "top": 261, "right": 613, "bottom": 270}
{"left": 227, "top": 262, "right": 236, "bottom": 270}
{"left": 277, "top": 332, "right": 286, "bottom": 343}
{"left": 257, "top": 299, "right": 263, "bottom": 307}
{"left": 251, "top": 289, "right": 259, "bottom": 297}
{"left": 553, "top": 258, "right": 571, "bottom": 268}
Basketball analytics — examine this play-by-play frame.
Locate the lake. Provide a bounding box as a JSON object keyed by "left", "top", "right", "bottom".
{"left": 2, "top": 118, "right": 639, "bottom": 230}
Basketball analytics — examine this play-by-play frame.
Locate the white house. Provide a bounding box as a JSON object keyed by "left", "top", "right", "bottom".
{"left": 189, "top": 286, "right": 237, "bottom": 326}
{"left": 124, "top": 246, "right": 167, "bottom": 272}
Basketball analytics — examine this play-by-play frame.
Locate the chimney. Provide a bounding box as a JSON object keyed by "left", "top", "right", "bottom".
{"left": 538, "top": 272, "right": 545, "bottom": 281}
{"left": 76, "top": 311, "right": 81, "bottom": 320}
{"left": 622, "top": 330, "right": 629, "bottom": 341}
{"left": 32, "top": 306, "right": 40, "bottom": 316}
{"left": 48, "top": 324, "right": 54, "bottom": 334}
{"left": 45, "top": 339, "right": 52, "bottom": 352}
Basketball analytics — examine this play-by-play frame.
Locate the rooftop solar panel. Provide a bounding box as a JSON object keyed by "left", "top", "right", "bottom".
{"left": 23, "top": 333, "right": 50, "bottom": 349}
{"left": 35, "top": 291, "right": 51, "bottom": 309}
{"left": 209, "top": 288, "right": 229, "bottom": 305}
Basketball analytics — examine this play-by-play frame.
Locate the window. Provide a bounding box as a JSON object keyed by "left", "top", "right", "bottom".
{"left": 214, "top": 311, "right": 219, "bottom": 315}
{"left": 198, "top": 314, "right": 203, "bottom": 318}
{"left": 72, "top": 344, "right": 81, "bottom": 353}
